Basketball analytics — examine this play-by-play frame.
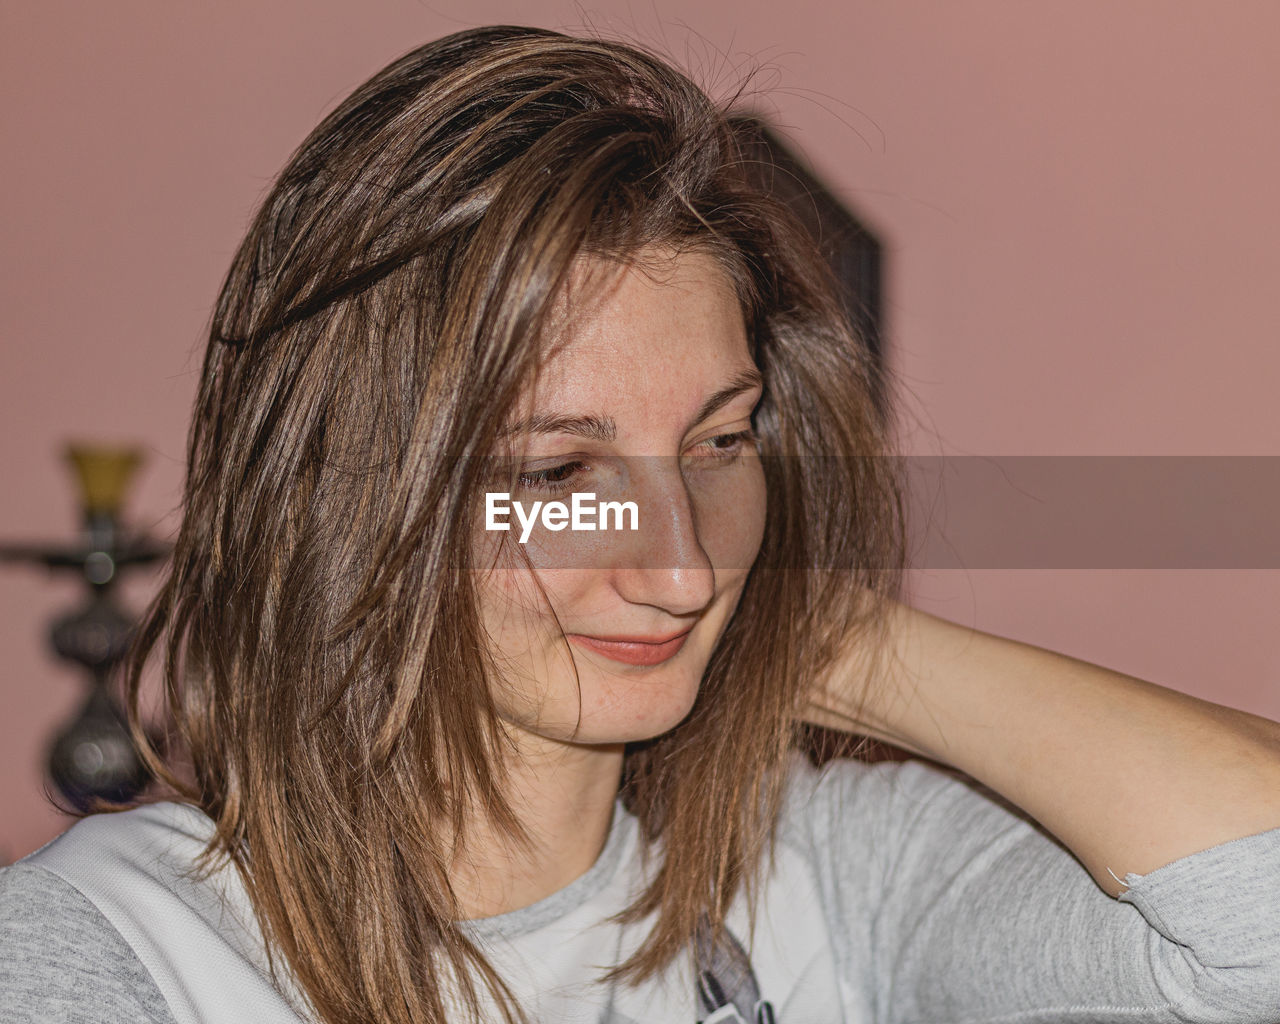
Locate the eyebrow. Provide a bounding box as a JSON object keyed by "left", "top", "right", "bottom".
{"left": 500, "top": 413, "right": 618, "bottom": 442}
{"left": 691, "top": 367, "right": 764, "bottom": 427}
{"left": 501, "top": 366, "right": 763, "bottom": 442}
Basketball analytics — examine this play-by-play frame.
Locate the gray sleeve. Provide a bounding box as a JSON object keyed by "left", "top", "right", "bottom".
{"left": 0, "top": 862, "right": 178, "bottom": 1024}
{"left": 806, "top": 757, "right": 1280, "bottom": 1024}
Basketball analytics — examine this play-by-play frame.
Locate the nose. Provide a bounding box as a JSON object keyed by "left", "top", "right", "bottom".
{"left": 610, "top": 462, "right": 716, "bottom": 617}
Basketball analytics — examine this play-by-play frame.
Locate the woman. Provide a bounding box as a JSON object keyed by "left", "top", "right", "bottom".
{"left": 2, "top": 25, "right": 1279, "bottom": 1024}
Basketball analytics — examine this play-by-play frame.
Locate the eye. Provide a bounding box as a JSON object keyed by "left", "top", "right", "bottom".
{"left": 689, "top": 428, "right": 758, "bottom": 460}
{"left": 517, "top": 459, "right": 587, "bottom": 494}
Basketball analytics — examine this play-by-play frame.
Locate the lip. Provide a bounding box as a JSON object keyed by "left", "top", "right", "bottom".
{"left": 567, "top": 628, "right": 693, "bottom": 666}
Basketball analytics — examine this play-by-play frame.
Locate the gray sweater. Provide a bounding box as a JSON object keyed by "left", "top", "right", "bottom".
{"left": 3, "top": 754, "right": 1279, "bottom": 1023}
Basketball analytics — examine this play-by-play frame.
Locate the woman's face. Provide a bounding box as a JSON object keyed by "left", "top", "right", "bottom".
{"left": 475, "top": 248, "right": 767, "bottom": 751}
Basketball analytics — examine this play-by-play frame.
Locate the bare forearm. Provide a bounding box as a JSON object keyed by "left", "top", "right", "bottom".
{"left": 809, "top": 599, "right": 1280, "bottom": 895}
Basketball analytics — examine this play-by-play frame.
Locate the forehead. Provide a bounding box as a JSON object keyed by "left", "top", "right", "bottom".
{"left": 525, "top": 248, "right": 753, "bottom": 416}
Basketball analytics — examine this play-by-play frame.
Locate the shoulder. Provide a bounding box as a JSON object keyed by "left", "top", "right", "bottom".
{"left": 21, "top": 801, "right": 235, "bottom": 956}
{"left": 777, "top": 749, "right": 1026, "bottom": 840}
{"left": 13, "top": 803, "right": 312, "bottom": 1023}
{"left": 0, "top": 859, "right": 177, "bottom": 1024}
{"left": 775, "top": 751, "right": 1048, "bottom": 882}
{"left": 27, "top": 801, "right": 218, "bottom": 875}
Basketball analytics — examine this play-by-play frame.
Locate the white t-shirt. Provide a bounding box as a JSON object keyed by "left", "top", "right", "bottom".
{"left": 5, "top": 753, "right": 1280, "bottom": 1023}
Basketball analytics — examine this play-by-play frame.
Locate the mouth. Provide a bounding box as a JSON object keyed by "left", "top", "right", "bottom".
{"left": 567, "top": 628, "right": 693, "bottom": 667}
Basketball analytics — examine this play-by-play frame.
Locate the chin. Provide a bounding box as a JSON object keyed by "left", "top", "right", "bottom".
{"left": 552, "top": 660, "right": 706, "bottom": 747}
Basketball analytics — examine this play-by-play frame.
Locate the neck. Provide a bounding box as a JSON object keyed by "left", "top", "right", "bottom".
{"left": 450, "top": 736, "right": 625, "bottom": 920}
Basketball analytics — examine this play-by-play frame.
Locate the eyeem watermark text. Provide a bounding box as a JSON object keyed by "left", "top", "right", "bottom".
{"left": 486, "top": 492, "right": 639, "bottom": 544}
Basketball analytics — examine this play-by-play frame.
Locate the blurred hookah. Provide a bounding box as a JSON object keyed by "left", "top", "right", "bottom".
{"left": 0, "top": 445, "right": 169, "bottom": 810}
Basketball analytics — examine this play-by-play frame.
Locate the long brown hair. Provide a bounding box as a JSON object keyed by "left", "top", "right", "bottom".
{"left": 126, "top": 25, "right": 907, "bottom": 1024}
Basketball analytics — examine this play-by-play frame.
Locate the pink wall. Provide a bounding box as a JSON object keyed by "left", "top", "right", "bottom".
{"left": 4, "top": 1, "right": 1279, "bottom": 859}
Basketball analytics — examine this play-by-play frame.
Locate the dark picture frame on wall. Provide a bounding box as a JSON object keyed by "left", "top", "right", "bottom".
{"left": 731, "top": 115, "right": 887, "bottom": 421}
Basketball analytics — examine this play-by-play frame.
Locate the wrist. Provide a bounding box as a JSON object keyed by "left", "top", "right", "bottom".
{"left": 804, "top": 596, "right": 938, "bottom": 759}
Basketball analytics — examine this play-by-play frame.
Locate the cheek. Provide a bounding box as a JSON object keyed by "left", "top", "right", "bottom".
{"left": 473, "top": 525, "right": 554, "bottom": 668}
{"left": 474, "top": 556, "right": 583, "bottom": 652}
{"left": 690, "top": 459, "right": 767, "bottom": 578}
{"left": 472, "top": 562, "right": 580, "bottom": 728}
{"left": 473, "top": 530, "right": 605, "bottom": 690}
